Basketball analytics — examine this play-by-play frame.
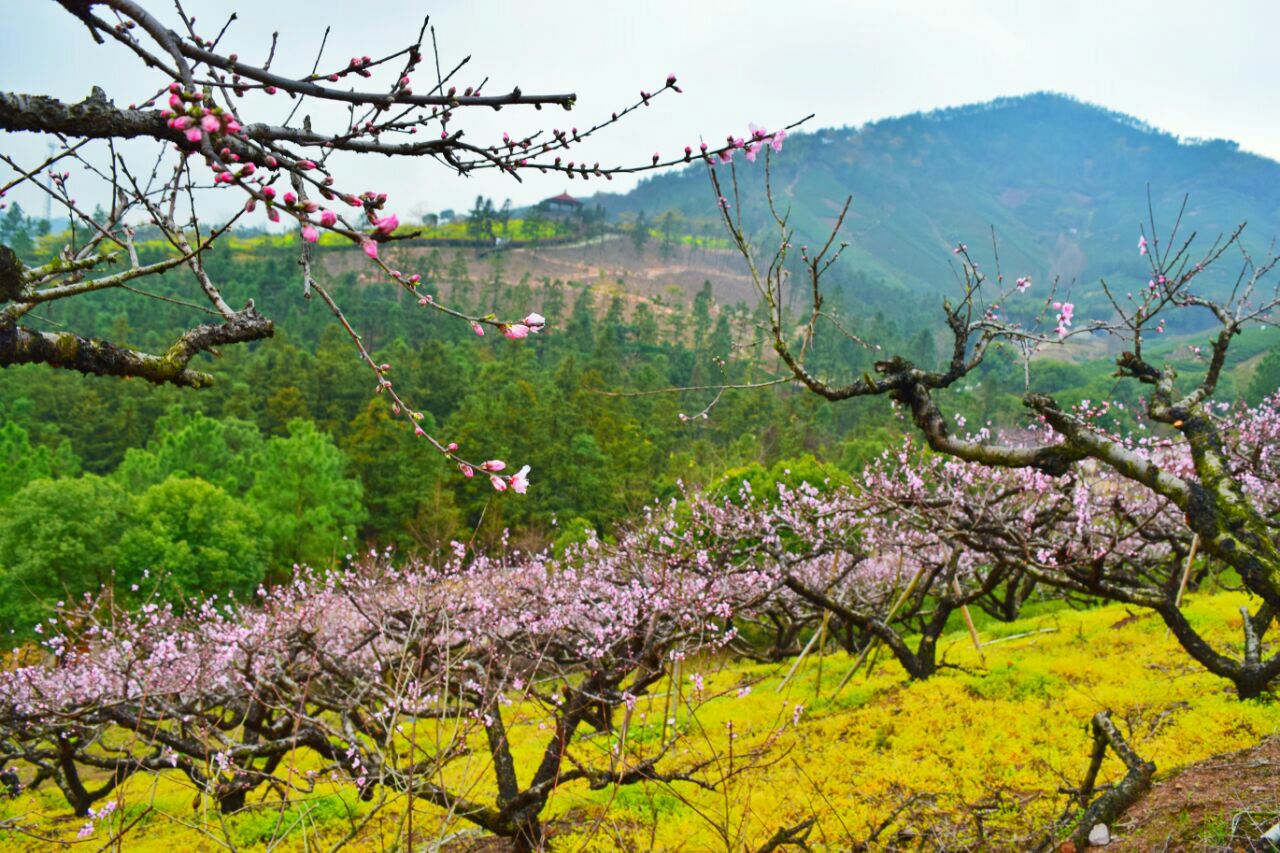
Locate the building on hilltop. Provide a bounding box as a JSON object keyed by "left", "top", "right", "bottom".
{"left": 538, "top": 191, "right": 583, "bottom": 219}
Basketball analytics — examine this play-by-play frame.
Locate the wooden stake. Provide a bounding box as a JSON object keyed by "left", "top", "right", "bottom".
{"left": 833, "top": 560, "right": 928, "bottom": 695}
{"left": 776, "top": 619, "right": 824, "bottom": 693}
{"left": 1165, "top": 533, "right": 1200, "bottom": 640}
{"left": 954, "top": 577, "right": 986, "bottom": 665}
{"left": 815, "top": 609, "right": 831, "bottom": 697}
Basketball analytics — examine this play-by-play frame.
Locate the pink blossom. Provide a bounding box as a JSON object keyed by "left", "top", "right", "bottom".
{"left": 490, "top": 475, "right": 508, "bottom": 492}
{"left": 320, "top": 210, "right": 337, "bottom": 227}
{"left": 510, "top": 465, "right": 531, "bottom": 494}
{"left": 770, "top": 129, "right": 786, "bottom": 152}
{"left": 373, "top": 214, "right": 399, "bottom": 235}
{"left": 471, "top": 322, "right": 485, "bottom": 337}
{"left": 361, "top": 239, "right": 378, "bottom": 259}
{"left": 200, "top": 113, "right": 220, "bottom": 133}
{"left": 1016, "top": 276, "right": 1032, "bottom": 293}
{"left": 480, "top": 460, "right": 506, "bottom": 472}
{"left": 301, "top": 225, "right": 319, "bottom": 243}
{"left": 184, "top": 127, "right": 203, "bottom": 143}
{"left": 503, "top": 323, "right": 530, "bottom": 339}
{"left": 523, "top": 312, "right": 546, "bottom": 330}
{"left": 1138, "top": 235, "right": 1148, "bottom": 255}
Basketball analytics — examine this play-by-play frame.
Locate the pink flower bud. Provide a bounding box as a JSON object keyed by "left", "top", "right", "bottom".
{"left": 320, "top": 210, "right": 337, "bottom": 227}
{"left": 361, "top": 239, "right": 379, "bottom": 259}
{"left": 301, "top": 225, "right": 319, "bottom": 243}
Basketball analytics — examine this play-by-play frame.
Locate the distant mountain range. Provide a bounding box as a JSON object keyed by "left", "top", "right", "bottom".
{"left": 593, "top": 93, "right": 1280, "bottom": 312}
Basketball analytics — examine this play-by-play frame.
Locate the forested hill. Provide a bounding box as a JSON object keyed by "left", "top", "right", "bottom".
{"left": 595, "top": 93, "right": 1280, "bottom": 300}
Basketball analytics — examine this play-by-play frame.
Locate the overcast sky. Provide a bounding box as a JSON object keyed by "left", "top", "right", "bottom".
{"left": 4, "top": 0, "right": 1278, "bottom": 219}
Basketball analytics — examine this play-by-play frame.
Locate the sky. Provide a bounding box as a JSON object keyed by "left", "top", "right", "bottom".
{"left": 4, "top": 0, "right": 1279, "bottom": 221}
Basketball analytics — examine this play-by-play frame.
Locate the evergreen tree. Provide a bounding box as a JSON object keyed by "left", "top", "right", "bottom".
{"left": 631, "top": 210, "right": 650, "bottom": 256}
{"left": 116, "top": 476, "right": 267, "bottom": 601}
{"left": 246, "top": 419, "right": 367, "bottom": 574}
{"left": 0, "top": 475, "right": 129, "bottom": 633}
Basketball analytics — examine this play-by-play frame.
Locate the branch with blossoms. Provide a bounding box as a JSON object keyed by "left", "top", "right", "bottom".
{"left": 2, "top": 0, "right": 809, "bottom": 489}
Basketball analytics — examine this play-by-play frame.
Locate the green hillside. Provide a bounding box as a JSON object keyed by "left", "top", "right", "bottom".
{"left": 596, "top": 93, "right": 1280, "bottom": 327}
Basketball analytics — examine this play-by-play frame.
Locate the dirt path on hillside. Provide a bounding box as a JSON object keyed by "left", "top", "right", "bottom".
{"left": 1107, "top": 736, "right": 1279, "bottom": 850}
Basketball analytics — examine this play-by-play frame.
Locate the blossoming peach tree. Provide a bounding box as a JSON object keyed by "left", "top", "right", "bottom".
{"left": 707, "top": 154, "right": 1280, "bottom": 696}
{"left": 0, "top": 0, "right": 796, "bottom": 491}
{"left": 0, "top": 513, "right": 798, "bottom": 848}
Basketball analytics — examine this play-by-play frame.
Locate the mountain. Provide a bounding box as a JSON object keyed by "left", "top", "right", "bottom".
{"left": 593, "top": 93, "right": 1280, "bottom": 316}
